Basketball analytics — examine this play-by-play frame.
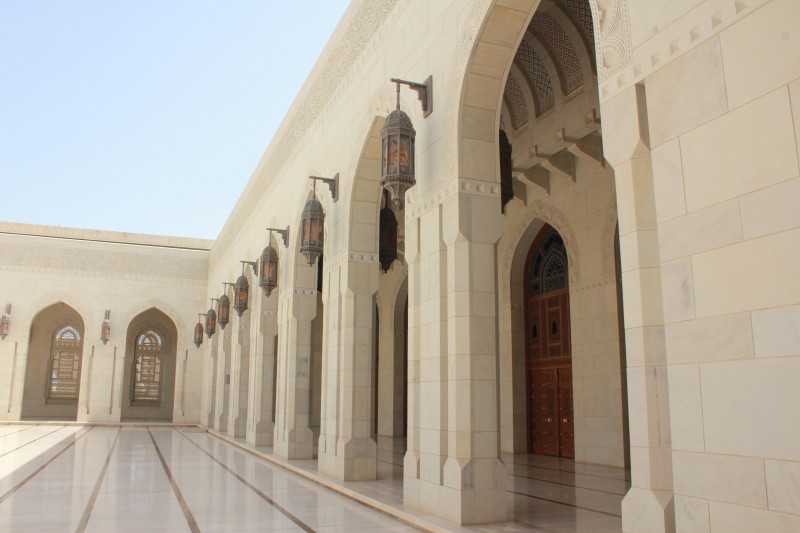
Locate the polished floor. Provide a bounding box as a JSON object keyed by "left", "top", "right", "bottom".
{"left": 0, "top": 425, "right": 628, "bottom": 532}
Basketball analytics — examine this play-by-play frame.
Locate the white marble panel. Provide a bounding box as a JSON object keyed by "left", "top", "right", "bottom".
{"left": 752, "top": 304, "right": 800, "bottom": 358}
{"left": 691, "top": 228, "right": 800, "bottom": 318}
{"left": 765, "top": 459, "right": 800, "bottom": 515}
{"left": 664, "top": 312, "right": 753, "bottom": 364}
{"left": 721, "top": 0, "right": 800, "bottom": 108}
{"left": 709, "top": 501, "right": 800, "bottom": 533}
{"left": 702, "top": 358, "right": 800, "bottom": 461}
{"left": 739, "top": 177, "right": 800, "bottom": 240}
{"left": 658, "top": 199, "right": 742, "bottom": 262}
{"left": 680, "top": 88, "right": 799, "bottom": 213}
{"left": 675, "top": 494, "right": 710, "bottom": 533}
{"left": 646, "top": 38, "right": 728, "bottom": 147}
{"left": 651, "top": 138, "right": 686, "bottom": 224}
{"left": 673, "top": 451, "right": 767, "bottom": 508}
{"left": 667, "top": 364, "right": 704, "bottom": 452}
{"left": 660, "top": 258, "right": 695, "bottom": 323}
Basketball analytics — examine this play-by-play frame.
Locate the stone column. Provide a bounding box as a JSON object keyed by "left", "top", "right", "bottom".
{"left": 317, "top": 254, "right": 379, "bottom": 480}
{"left": 214, "top": 325, "right": 232, "bottom": 433}
{"left": 273, "top": 262, "right": 316, "bottom": 459}
{"left": 603, "top": 85, "right": 675, "bottom": 533}
{"left": 246, "top": 291, "right": 278, "bottom": 447}
{"left": 202, "top": 334, "right": 218, "bottom": 428}
{"left": 227, "top": 304, "right": 251, "bottom": 438}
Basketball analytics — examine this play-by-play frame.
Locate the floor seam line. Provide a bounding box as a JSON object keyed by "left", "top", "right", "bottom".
{"left": 0, "top": 425, "right": 67, "bottom": 458}
{"left": 0, "top": 426, "right": 95, "bottom": 504}
{"left": 509, "top": 490, "right": 622, "bottom": 518}
{"left": 147, "top": 426, "right": 201, "bottom": 533}
{"left": 75, "top": 427, "right": 122, "bottom": 533}
{"left": 176, "top": 428, "right": 317, "bottom": 533}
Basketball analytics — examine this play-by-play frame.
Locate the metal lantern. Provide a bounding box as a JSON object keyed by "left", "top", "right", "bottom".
{"left": 234, "top": 268, "right": 250, "bottom": 317}
{"left": 379, "top": 191, "right": 398, "bottom": 272}
{"left": 300, "top": 182, "right": 325, "bottom": 266}
{"left": 0, "top": 304, "right": 11, "bottom": 340}
{"left": 205, "top": 299, "right": 217, "bottom": 338}
{"left": 101, "top": 310, "right": 111, "bottom": 345}
{"left": 194, "top": 315, "right": 205, "bottom": 348}
{"left": 259, "top": 242, "right": 279, "bottom": 297}
{"left": 500, "top": 129, "right": 513, "bottom": 212}
{"left": 217, "top": 287, "right": 231, "bottom": 330}
{"left": 381, "top": 83, "right": 416, "bottom": 207}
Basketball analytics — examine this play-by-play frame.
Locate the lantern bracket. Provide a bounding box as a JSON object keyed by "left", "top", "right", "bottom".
{"left": 309, "top": 174, "right": 338, "bottom": 202}
{"left": 240, "top": 260, "right": 258, "bottom": 276}
{"left": 390, "top": 76, "right": 433, "bottom": 117}
{"left": 210, "top": 298, "right": 219, "bottom": 307}
{"left": 267, "top": 226, "right": 290, "bottom": 248}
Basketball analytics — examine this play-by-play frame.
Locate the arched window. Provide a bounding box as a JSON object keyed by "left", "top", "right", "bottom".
{"left": 47, "top": 325, "right": 82, "bottom": 401}
{"left": 132, "top": 330, "right": 163, "bottom": 403}
{"left": 528, "top": 228, "right": 568, "bottom": 296}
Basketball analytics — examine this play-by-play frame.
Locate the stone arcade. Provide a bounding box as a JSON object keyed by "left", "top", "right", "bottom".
{"left": 2, "top": 0, "right": 800, "bottom": 531}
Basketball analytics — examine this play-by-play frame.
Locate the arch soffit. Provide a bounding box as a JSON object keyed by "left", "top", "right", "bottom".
{"left": 449, "top": 0, "right": 615, "bottom": 182}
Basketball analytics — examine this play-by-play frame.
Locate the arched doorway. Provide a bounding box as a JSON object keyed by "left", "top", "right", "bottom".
{"left": 121, "top": 308, "right": 178, "bottom": 421}
{"left": 524, "top": 224, "right": 573, "bottom": 458}
{"left": 22, "top": 302, "right": 85, "bottom": 420}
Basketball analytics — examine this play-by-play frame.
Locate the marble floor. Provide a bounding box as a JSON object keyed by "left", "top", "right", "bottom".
{"left": 0, "top": 425, "right": 629, "bottom": 532}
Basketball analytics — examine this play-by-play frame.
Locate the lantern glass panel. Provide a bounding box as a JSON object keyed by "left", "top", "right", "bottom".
{"left": 194, "top": 322, "right": 204, "bottom": 347}
{"left": 218, "top": 295, "right": 230, "bottom": 329}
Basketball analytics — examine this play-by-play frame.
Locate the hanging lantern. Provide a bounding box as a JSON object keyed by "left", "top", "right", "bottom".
{"left": 205, "top": 299, "right": 217, "bottom": 338}
{"left": 300, "top": 181, "right": 325, "bottom": 266}
{"left": 234, "top": 263, "right": 251, "bottom": 317}
{"left": 259, "top": 226, "right": 288, "bottom": 298}
{"left": 101, "top": 310, "right": 111, "bottom": 345}
{"left": 217, "top": 287, "right": 231, "bottom": 330}
{"left": 0, "top": 304, "right": 11, "bottom": 340}
{"left": 194, "top": 315, "right": 205, "bottom": 348}
{"left": 500, "top": 129, "right": 513, "bottom": 212}
{"left": 381, "top": 82, "right": 416, "bottom": 208}
{"left": 259, "top": 242, "right": 279, "bottom": 297}
{"left": 379, "top": 191, "right": 398, "bottom": 273}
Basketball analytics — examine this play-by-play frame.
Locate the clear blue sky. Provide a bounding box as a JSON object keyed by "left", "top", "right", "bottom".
{"left": 0, "top": 1, "right": 351, "bottom": 240}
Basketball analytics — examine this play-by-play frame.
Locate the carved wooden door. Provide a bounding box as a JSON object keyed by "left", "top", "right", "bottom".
{"left": 525, "top": 225, "right": 574, "bottom": 458}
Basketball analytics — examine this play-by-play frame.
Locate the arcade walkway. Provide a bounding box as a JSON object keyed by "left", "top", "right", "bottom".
{"left": 0, "top": 424, "right": 627, "bottom": 532}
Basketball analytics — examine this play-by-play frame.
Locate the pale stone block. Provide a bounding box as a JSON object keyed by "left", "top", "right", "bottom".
{"left": 673, "top": 451, "right": 767, "bottom": 508}
{"left": 469, "top": 40, "right": 513, "bottom": 80}
{"left": 665, "top": 312, "right": 753, "bottom": 364}
{"left": 681, "top": 88, "right": 799, "bottom": 213}
{"left": 646, "top": 38, "right": 728, "bottom": 147}
{"left": 709, "top": 501, "right": 800, "bottom": 533}
{"left": 702, "top": 358, "right": 800, "bottom": 461}
{"left": 660, "top": 258, "right": 695, "bottom": 323}
{"left": 651, "top": 138, "right": 686, "bottom": 224}
{"left": 667, "top": 364, "right": 704, "bottom": 452}
{"left": 621, "top": 267, "right": 664, "bottom": 329}
{"left": 692, "top": 228, "right": 800, "bottom": 318}
{"left": 765, "top": 459, "right": 800, "bottom": 515}
{"left": 479, "top": 5, "right": 530, "bottom": 49}
{"left": 674, "top": 495, "right": 710, "bottom": 533}
{"left": 721, "top": 0, "right": 800, "bottom": 108}
{"left": 739, "top": 177, "right": 800, "bottom": 240}
{"left": 624, "top": 326, "right": 666, "bottom": 368}
{"left": 627, "top": 0, "right": 704, "bottom": 48}
{"left": 658, "top": 200, "right": 742, "bottom": 262}
{"left": 600, "top": 86, "right": 650, "bottom": 167}
{"left": 752, "top": 305, "right": 800, "bottom": 358}
{"left": 463, "top": 74, "right": 503, "bottom": 111}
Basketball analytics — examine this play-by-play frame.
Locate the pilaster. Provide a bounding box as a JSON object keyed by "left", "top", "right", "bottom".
{"left": 317, "top": 252, "right": 379, "bottom": 480}
{"left": 227, "top": 306, "right": 251, "bottom": 438}
{"left": 246, "top": 295, "right": 278, "bottom": 447}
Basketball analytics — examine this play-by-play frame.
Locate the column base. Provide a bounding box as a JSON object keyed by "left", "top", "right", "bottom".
{"left": 215, "top": 413, "right": 228, "bottom": 433}
{"left": 622, "top": 487, "right": 675, "bottom": 533}
{"left": 227, "top": 414, "right": 246, "bottom": 438}
{"left": 317, "top": 436, "right": 377, "bottom": 480}
{"left": 246, "top": 421, "right": 274, "bottom": 447}
{"left": 274, "top": 427, "right": 314, "bottom": 459}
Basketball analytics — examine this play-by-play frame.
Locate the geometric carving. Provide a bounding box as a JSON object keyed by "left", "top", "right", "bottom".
{"left": 531, "top": 12, "right": 584, "bottom": 93}
{"left": 504, "top": 73, "right": 529, "bottom": 128}
{"left": 588, "top": 0, "right": 632, "bottom": 80}
{"left": 560, "top": 0, "right": 596, "bottom": 61}
{"left": 516, "top": 38, "right": 556, "bottom": 115}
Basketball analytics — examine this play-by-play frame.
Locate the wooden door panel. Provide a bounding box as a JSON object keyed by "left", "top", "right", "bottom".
{"left": 558, "top": 367, "right": 574, "bottom": 458}
{"left": 532, "top": 369, "right": 559, "bottom": 456}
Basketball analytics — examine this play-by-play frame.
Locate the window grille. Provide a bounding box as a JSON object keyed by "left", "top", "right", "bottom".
{"left": 132, "top": 330, "right": 163, "bottom": 403}
{"left": 47, "top": 325, "right": 82, "bottom": 401}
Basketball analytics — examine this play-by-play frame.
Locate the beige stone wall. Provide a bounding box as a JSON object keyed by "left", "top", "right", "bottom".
{"left": 0, "top": 223, "right": 210, "bottom": 423}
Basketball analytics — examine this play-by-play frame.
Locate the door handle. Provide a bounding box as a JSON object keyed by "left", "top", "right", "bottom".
{"left": 562, "top": 418, "right": 569, "bottom": 424}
